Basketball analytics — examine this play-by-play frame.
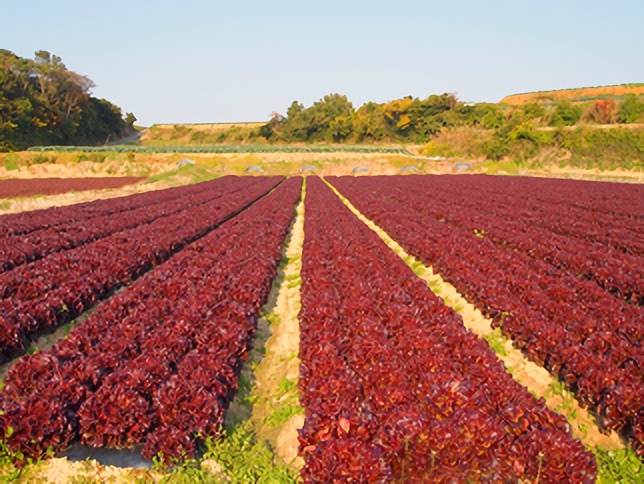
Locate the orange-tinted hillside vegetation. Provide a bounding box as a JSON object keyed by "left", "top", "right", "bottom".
{"left": 501, "top": 84, "right": 644, "bottom": 105}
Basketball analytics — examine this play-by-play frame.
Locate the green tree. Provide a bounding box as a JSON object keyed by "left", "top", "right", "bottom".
{"left": 521, "top": 102, "right": 546, "bottom": 120}
{"left": 0, "top": 50, "right": 132, "bottom": 150}
{"left": 480, "top": 105, "right": 505, "bottom": 129}
{"left": 619, "top": 93, "right": 643, "bottom": 123}
{"left": 550, "top": 99, "right": 583, "bottom": 127}
{"left": 124, "top": 112, "right": 137, "bottom": 127}
{"left": 353, "top": 102, "right": 389, "bottom": 141}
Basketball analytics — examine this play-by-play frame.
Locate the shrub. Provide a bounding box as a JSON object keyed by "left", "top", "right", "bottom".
{"left": 619, "top": 94, "right": 644, "bottom": 124}
{"left": 550, "top": 99, "right": 583, "bottom": 127}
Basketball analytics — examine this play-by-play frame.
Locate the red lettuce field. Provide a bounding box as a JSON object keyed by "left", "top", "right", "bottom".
{"left": 298, "top": 178, "right": 595, "bottom": 481}
{"left": 0, "top": 176, "right": 301, "bottom": 461}
{"left": 0, "top": 177, "right": 146, "bottom": 198}
{"left": 329, "top": 175, "right": 644, "bottom": 458}
{"left": 0, "top": 173, "right": 641, "bottom": 481}
{"left": 0, "top": 176, "right": 145, "bottom": 198}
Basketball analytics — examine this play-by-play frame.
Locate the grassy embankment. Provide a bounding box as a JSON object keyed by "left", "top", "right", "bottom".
{"left": 500, "top": 83, "right": 644, "bottom": 105}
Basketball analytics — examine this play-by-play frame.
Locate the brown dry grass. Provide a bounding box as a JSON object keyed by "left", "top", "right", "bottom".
{"left": 148, "top": 122, "right": 265, "bottom": 132}
{"left": 0, "top": 151, "right": 175, "bottom": 179}
{"left": 501, "top": 84, "right": 644, "bottom": 105}
{"left": 140, "top": 122, "right": 265, "bottom": 144}
{"left": 0, "top": 183, "right": 173, "bottom": 215}
{"left": 420, "top": 126, "right": 492, "bottom": 159}
{"left": 2, "top": 148, "right": 641, "bottom": 217}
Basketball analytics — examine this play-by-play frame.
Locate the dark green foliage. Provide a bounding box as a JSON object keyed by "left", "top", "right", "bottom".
{"left": 619, "top": 93, "right": 644, "bottom": 123}
{"left": 482, "top": 138, "right": 510, "bottom": 161}
{"left": 260, "top": 92, "right": 464, "bottom": 143}
{"left": 257, "top": 91, "right": 641, "bottom": 155}
{"left": 480, "top": 104, "right": 506, "bottom": 129}
{"left": 562, "top": 127, "right": 644, "bottom": 170}
{"left": 484, "top": 124, "right": 643, "bottom": 170}
{"left": 0, "top": 50, "right": 131, "bottom": 151}
{"left": 550, "top": 99, "right": 583, "bottom": 126}
{"left": 279, "top": 94, "right": 355, "bottom": 142}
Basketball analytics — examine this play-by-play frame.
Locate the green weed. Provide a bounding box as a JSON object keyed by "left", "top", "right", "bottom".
{"left": 410, "top": 260, "right": 425, "bottom": 276}
{"left": 203, "top": 422, "right": 298, "bottom": 483}
{"left": 594, "top": 447, "right": 643, "bottom": 484}
{"left": 265, "top": 404, "right": 304, "bottom": 428}
{"left": 2, "top": 154, "right": 20, "bottom": 171}
{"left": 261, "top": 310, "right": 281, "bottom": 326}
{"left": 284, "top": 273, "right": 302, "bottom": 289}
{"left": 483, "top": 328, "right": 509, "bottom": 357}
{"left": 278, "top": 377, "right": 298, "bottom": 394}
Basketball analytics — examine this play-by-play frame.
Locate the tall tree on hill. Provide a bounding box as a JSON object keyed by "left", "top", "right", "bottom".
{"left": 0, "top": 50, "right": 132, "bottom": 151}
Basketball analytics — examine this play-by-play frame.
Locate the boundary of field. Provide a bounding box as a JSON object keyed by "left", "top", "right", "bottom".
{"left": 27, "top": 145, "right": 414, "bottom": 155}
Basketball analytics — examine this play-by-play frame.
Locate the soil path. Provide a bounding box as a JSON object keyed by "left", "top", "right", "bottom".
{"left": 225, "top": 184, "right": 305, "bottom": 470}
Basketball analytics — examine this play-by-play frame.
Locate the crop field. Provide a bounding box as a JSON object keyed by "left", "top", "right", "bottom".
{"left": 0, "top": 177, "right": 145, "bottom": 198}
{"left": 0, "top": 174, "right": 642, "bottom": 482}
{"left": 27, "top": 145, "right": 414, "bottom": 155}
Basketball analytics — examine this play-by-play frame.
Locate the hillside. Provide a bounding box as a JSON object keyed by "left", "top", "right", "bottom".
{"left": 139, "top": 122, "right": 265, "bottom": 145}
{"left": 500, "top": 84, "right": 644, "bottom": 105}
{"left": 0, "top": 50, "right": 134, "bottom": 151}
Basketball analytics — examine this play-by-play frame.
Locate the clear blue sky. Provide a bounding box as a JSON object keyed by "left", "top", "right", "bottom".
{"left": 2, "top": 1, "right": 642, "bottom": 126}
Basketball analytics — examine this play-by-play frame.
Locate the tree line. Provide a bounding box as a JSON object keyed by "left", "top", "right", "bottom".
{"left": 0, "top": 50, "right": 134, "bottom": 151}
{"left": 253, "top": 92, "right": 643, "bottom": 144}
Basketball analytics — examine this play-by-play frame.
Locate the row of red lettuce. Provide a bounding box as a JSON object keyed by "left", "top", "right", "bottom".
{"left": 297, "top": 178, "right": 595, "bottom": 482}
{"left": 353, "top": 175, "right": 643, "bottom": 304}
{"left": 329, "top": 176, "right": 643, "bottom": 456}
{"left": 0, "top": 176, "right": 246, "bottom": 274}
{"left": 0, "top": 177, "right": 282, "bottom": 364}
{"left": 0, "top": 175, "right": 233, "bottom": 239}
{"left": 0, "top": 177, "right": 301, "bottom": 463}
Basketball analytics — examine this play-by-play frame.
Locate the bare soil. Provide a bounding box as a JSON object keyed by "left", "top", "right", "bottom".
{"left": 37, "top": 457, "right": 162, "bottom": 483}
{"left": 225, "top": 192, "right": 305, "bottom": 469}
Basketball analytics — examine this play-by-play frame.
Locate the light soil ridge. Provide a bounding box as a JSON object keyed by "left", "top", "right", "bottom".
{"left": 225, "top": 182, "right": 305, "bottom": 470}
{"left": 324, "top": 178, "right": 624, "bottom": 451}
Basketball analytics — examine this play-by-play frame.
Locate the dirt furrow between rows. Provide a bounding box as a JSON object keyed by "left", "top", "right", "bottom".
{"left": 223, "top": 181, "right": 306, "bottom": 477}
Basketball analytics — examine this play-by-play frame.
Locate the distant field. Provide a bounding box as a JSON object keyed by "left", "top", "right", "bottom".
{"left": 501, "top": 83, "right": 644, "bottom": 105}
{"left": 144, "top": 122, "right": 265, "bottom": 133}
{"left": 27, "top": 144, "right": 413, "bottom": 155}
{"left": 0, "top": 177, "right": 145, "bottom": 198}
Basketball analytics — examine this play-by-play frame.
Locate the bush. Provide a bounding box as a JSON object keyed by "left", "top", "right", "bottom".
{"left": 482, "top": 138, "right": 510, "bottom": 160}
{"left": 1, "top": 154, "right": 20, "bottom": 171}
{"left": 619, "top": 94, "right": 644, "bottom": 124}
{"left": 550, "top": 100, "right": 583, "bottom": 127}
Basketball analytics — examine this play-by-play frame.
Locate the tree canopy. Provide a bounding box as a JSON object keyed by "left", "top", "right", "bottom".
{"left": 261, "top": 93, "right": 463, "bottom": 143}
{"left": 257, "top": 91, "right": 643, "bottom": 144}
{"left": 0, "top": 50, "right": 134, "bottom": 151}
